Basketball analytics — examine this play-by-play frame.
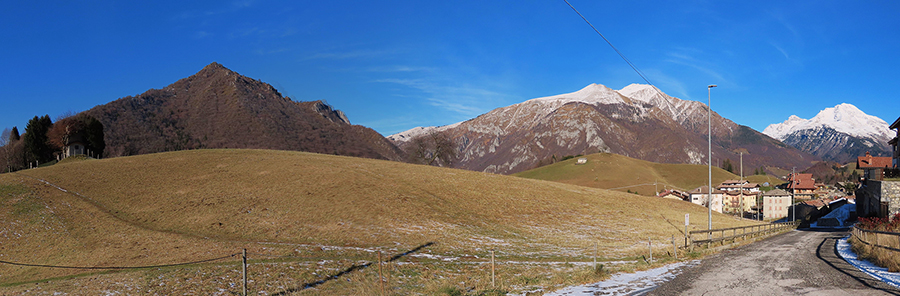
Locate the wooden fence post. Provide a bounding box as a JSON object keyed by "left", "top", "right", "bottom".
{"left": 242, "top": 248, "right": 247, "bottom": 296}
{"left": 672, "top": 235, "right": 677, "bottom": 259}
{"left": 491, "top": 249, "right": 495, "bottom": 288}
{"left": 648, "top": 237, "right": 653, "bottom": 263}
{"left": 378, "top": 251, "right": 385, "bottom": 295}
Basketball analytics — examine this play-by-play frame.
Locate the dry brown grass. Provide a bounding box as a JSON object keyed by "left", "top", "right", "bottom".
{"left": 0, "top": 149, "right": 762, "bottom": 294}
{"left": 514, "top": 152, "right": 741, "bottom": 195}
{"left": 850, "top": 234, "right": 900, "bottom": 272}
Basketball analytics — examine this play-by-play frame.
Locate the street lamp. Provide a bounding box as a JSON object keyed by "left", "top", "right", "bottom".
{"left": 708, "top": 84, "right": 716, "bottom": 234}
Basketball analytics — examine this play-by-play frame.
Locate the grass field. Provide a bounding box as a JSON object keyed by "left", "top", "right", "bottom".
{"left": 515, "top": 153, "right": 765, "bottom": 196}
{"left": 0, "top": 149, "right": 763, "bottom": 294}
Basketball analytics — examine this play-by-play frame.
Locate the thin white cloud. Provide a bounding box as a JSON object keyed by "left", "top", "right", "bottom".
{"left": 365, "top": 65, "right": 435, "bottom": 73}
{"left": 304, "top": 49, "right": 394, "bottom": 60}
{"left": 664, "top": 50, "right": 734, "bottom": 87}
{"left": 374, "top": 77, "right": 514, "bottom": 117}
{"left": 770, "top": 42, "right": 790, "bottom": 60}
{"left": 427, "top": 98, "right": 483, "bottom": 115}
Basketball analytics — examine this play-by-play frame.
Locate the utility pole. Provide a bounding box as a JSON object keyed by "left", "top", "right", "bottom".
{"left": 791, "top": 167, "right": 796, "bottom": 222}
{"left": 739, "top": 152, "right": 743, "bottom": 219}
{"left": 707, "top": 84, "right": 716, "bottom": 236}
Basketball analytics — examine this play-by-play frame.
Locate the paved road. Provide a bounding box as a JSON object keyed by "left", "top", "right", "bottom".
{"left": 649, "top": 229, "right": 900, "bottom": 295}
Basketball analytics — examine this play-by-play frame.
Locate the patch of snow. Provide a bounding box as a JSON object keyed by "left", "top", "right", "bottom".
{"left": 386, "top": 122, "right": 460, "bottom": 142}
{"left": 837, "top": 235, "right": 900, "bottom": 288}
{"left": 545, "top": 260, "right": 701, "bottom": 295}
{"left": 531, "top": 84, "right": 625, "bottom": 106}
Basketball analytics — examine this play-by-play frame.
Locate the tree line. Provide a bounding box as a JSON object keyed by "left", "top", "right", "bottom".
{"left": 1, "top": 114, "right": 104, "bottom": 172}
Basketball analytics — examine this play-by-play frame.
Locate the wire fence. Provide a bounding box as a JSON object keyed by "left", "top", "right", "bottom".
{"left": 852, "top": 226, "right": 900, "bottom": 253}
{"left": 0, "top": 253, "right": 239, "bottom": 270}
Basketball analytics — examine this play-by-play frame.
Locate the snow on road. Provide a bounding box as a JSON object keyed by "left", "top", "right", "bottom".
{"left": 545, "top": 260, "right": 701, "bottom": 296}
{"left": 837, "top": 236, "right": 900, "bottom": 289}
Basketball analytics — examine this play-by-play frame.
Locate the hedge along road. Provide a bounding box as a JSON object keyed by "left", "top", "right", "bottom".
{"left": 649, "top": 229, "right": 900, "bottom": 295}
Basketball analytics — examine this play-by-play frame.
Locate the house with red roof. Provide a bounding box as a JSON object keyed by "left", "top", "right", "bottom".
{"left": 857, "top": 151, "right": 893, "bottom": 181}
{"left": 658, "top": 189, "right": 689, "bottom": 201}
{"left": 787, "top": 173, "right": 816, "bottom": 200}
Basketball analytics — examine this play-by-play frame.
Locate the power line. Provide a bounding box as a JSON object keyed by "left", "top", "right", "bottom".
{"left": 563, "top": 0, "right": 693, "bottom": 123}
{"left": 563, "top": 0, "right": 658, "bottom": 90}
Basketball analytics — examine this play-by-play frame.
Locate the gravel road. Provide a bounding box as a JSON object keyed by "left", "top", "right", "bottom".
{"left": 649, "top": 229, "right": 900, "bottom": 295}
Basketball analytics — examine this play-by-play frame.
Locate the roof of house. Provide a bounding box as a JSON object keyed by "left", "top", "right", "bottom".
{"left": 890, "top": 116, "right": 900, "bottom": 129}
{"left": 763, "top": 189, "right": 791, "bottom": 196}
{"left": 857, "top": 151, "right": 893, "bottom": 169}
{"left": 64, "top": 133, "right": 86, "bottom": 146}
{"left": 719, "top": 182, "right": 759, "bottom": 188}
{"left": 689, "top": 185, "right": 724, "bottom": 194}
{"left": 723, "top": 190, "right": 755, "bottom": 196}
{"left": 787, "top": 173, "right": 816, "bottom": 190}
{"left": 803, "top": 199, "right": 827, "bottom": 208}
{"left": 658, "top": 189, "right": 689, "bottom": 198}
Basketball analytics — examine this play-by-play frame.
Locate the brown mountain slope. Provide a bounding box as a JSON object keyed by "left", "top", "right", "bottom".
{"left": 84, "top": 62, "right": 402, "bottom": 160}
{"left": 391, "top": 83, "right": 818, "bottom": 174}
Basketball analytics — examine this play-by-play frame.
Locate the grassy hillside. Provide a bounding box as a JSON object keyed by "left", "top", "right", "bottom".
{"left": 0, "top": 149, "right": 762, "bottom": 294}
{"left": 514, "top": 153, "right": 751, "bottom": 195}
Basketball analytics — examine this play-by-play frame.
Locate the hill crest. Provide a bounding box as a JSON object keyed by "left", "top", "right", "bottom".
{"left": 84, "top": 62, "right": 400, "bottom": 160}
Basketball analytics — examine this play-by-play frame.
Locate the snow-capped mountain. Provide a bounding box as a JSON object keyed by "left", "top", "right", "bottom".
{"left": 391, "top": 83, "right": 817, "bottom": 174}
{"left": 763, "top": 103, "right": 892, "bottom": 163}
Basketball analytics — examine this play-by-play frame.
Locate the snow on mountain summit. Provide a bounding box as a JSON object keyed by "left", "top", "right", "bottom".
{"left": 763, "top": 103, "right": 891, "bottom": 141}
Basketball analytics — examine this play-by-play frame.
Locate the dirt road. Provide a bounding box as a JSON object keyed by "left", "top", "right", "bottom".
{"left": 649, "top": 229, "right": 900, "bottom": 295}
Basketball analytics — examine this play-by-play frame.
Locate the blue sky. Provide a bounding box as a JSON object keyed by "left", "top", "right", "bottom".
{"left": 2, "top": 1, "right": 899, "bottom": 137}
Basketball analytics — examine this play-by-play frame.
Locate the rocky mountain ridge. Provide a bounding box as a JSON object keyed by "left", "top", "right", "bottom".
{"left": 763, "top": 103, "right": 892, "bottom": 163}
{"left": 391, "top": 83, "right": 817, "bottom": 174}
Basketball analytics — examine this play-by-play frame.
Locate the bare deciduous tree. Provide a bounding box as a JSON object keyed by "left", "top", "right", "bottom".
{"left": 406, "top": 131, "right": 457, "bottom": 167}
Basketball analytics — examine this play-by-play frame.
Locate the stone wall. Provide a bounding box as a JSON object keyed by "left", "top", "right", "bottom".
{"left": 883, "top": 181, "right": 900, "bottom": 217}
{"left": 858, "top": 180, "right": 900, "bottom": 217}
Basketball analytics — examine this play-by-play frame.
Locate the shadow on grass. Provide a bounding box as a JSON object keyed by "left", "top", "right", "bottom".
{"left": 272, "top": 242, "right": 435, "bottom": 295}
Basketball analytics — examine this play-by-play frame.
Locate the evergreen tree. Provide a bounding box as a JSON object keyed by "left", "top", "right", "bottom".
{"left": 81, "top": 115, "right": 105, "bottom": 157}
{"left": 23, "top": 115, "right": 53, "bottom": 164}
{"left": 722, "top": 158, "right": 734, "bottom": 173}
{"left": 9, "top": 126, "right": 19, "bottom": 142}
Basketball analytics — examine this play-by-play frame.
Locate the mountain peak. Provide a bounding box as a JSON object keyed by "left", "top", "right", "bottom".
{"left": 194, "top": 62, "right": 239, "bottom": 78}
{"left": 763, "top": 103, "right": 891, "bottom": 142}
{"left": 203, "top": 62, "right": 227, "bottom": 70}
{"left": 530, "top": 83, "right": 623, "bottom": 105}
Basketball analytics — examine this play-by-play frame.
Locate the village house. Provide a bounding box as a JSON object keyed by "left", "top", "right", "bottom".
{"left": 722, "top": 190, "right": 757, "bottom": 214}
{"left": 716, "top": 179, "right": 761, "bottom": 193}
{"left": 786, "top": 173, "right": 816, "bottom": 200}
{"left": 657, "top": 189, "right": 689, "bottom": 201}
{"left": 857, "top": 151, "right": 893, "bottom": 181}
{"left": 763, "top": 189, "right": 792, "bottom": 220}
{"left": 689, "top": 186, "right": 724, "bottom": 213}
